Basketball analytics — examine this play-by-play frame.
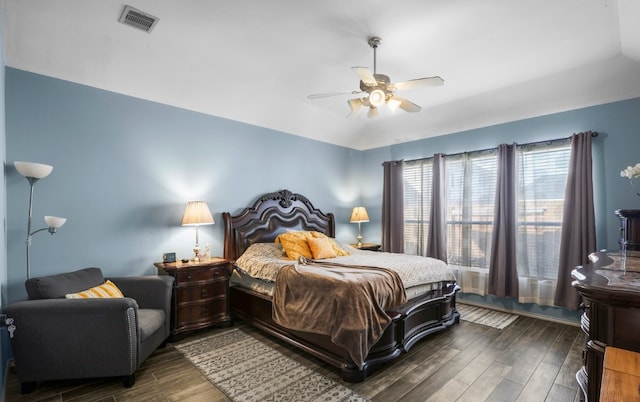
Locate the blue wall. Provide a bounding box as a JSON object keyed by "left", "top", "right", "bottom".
{"left": 359, "top": 97, "right": 640, "bottom": 320}
{"left": 3, "top": 67, "right": 640, "bottom": 388}
{"left": 0, "top": 15, "right": 8, "bottom": 399}
{"left": 360, "top": 97, "right": 640, "bottom": 253}
{"left": 4, "top": 68, "right": 363, "bottom": 302}
{"left": 5, "top": 68, "right": 640, "bottom": 305}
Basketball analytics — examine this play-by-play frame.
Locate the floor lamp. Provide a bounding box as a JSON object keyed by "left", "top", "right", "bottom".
{"left": 15, "top": 161, "right": 67, "bottom": 279}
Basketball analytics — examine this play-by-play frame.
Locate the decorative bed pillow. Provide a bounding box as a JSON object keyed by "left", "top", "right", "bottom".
{"left": 308, "top": 237, "right": 338, "bottom": 259}
{"left": 275, "top": 231, "right": 350, "bottom": 260}
{"left": 309, "top": 231, "right": 350, "bottom": 256}
{"left": 275, "top": 231, "right": 314, "bottom": 260}
{"left": 65, "top": 280, "right": 124, "bottom": 299}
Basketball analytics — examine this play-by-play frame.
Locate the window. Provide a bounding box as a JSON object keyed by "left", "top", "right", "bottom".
{"left": 403, "top": 159, "right": 432, "bottom": 256}
{"left": 516, "top": 142, "right": 571, "bottom": 280}
{"left": 402, "top": 140, "right": 571, "bottom": 302}
{"left": 445, "top": 152, "right": 497, "bottom": 269}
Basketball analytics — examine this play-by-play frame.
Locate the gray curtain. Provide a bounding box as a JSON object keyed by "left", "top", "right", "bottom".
{"left": 489, "top": 144, "right": 519, "bottom": 298}
{"left": 554, "top": 132, "right": 597, "bottom": 310}
{"left": 382, "top": 160, "right": 404, "bottom": 253}
{"left": 427, "top": 153, "right": 447, "bottom": 262}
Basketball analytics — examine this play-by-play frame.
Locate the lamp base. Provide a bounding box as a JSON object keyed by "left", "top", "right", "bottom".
{"left": 356, "top": 234, "right": 363, "bottom": 248}
{"left": 192, "top": 246, "right": 201, "bottom": 261}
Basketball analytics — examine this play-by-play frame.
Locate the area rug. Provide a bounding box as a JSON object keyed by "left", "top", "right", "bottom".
{"left": 174, "top": 327, "right": 370, "bottom": 402}
{"left": 457, "top": 303, "right": 519, "bottom": 329}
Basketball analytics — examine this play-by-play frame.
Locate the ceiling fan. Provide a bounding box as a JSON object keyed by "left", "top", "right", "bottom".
{"left": 308, "top": 36, "right": 444, "bottom": 119}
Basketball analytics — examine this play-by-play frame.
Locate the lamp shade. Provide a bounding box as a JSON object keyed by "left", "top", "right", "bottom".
{"left": 44, "top": 216, "right": 67, "bottom": 229}
{"left": 181, "top": 201, "right": 214, "bottom": 226}
{"left": 14, "top": 161, "right": 53, "bottom": 179}
{"left": 350, "top": 207, "right": 370, "bottom": 223}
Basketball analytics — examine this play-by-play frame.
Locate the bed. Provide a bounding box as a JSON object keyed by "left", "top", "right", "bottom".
{"left": 222, "top": 189, "right": 460, "bottom": 382}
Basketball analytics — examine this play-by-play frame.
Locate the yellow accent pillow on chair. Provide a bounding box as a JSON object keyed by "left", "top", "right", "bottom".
{"left": 65, "top": 280, "right": 125, "bottom": 299}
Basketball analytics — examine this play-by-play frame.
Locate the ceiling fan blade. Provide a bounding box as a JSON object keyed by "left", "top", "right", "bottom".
{"left": 352, "top": 67, "right": 378, "bottom": 86}
{"left": 390, "top": 95, "right": 421, "bottom": 113}
{"left": 346, "top": 98, "right": 364, "bottom": 119}
{"left": 391, "top": 76, "right": 444, "bottom": 91}
{"left": 308, "top": 91, "right": 361, "bottom": 99}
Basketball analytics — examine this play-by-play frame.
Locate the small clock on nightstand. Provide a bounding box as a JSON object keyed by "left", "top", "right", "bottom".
{"left": 351, "top": 243, "right": 382, "bottom": 251}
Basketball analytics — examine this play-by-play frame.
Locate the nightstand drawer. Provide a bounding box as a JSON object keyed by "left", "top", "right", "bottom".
{"left": 176, "top": 299, "right": 227, "bottom": 327}
{"left": 176, "top": 281, "right": 227, "bottom": 303}
{"left": 176, "top": 266, "right": 227, "bottom": 283}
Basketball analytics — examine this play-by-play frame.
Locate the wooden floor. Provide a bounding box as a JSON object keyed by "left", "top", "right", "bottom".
{"left": 4, "top": 315, "right": 584, "bottom": 402}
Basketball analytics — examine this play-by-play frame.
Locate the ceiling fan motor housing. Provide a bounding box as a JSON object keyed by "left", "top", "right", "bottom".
{"left": 360, "top": 73, "right": 391, "bottom": 107}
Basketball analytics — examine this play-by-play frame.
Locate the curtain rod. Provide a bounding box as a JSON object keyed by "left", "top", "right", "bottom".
{"left": 399, "top": 131, "right": 598, "bottom": 165}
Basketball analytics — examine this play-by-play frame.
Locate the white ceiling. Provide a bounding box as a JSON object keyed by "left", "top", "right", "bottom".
{"left": 2, "top": 0, "right": 640, "bottom": 150}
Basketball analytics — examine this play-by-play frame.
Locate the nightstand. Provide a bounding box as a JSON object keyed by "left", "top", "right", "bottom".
{"left": 351, "top": 243, "right": 382, "bottom": 251}
{"left": 155, "top": 257, "right": 232, "bottom": 339}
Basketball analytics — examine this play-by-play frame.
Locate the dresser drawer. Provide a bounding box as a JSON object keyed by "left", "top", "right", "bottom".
{"left": 175, "top": 266, "right": 227, "bottom": 283}
{"left": 176, "top": 280, "right": 227, "bottom": 303}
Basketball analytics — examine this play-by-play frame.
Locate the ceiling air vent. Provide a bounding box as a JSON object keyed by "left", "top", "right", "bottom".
{"left": 118, "top": 5, "right": 159, "bottom": 33}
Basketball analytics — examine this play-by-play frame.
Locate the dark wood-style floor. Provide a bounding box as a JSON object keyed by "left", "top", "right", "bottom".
{"left": 4, "top": 314, "right": 583, "bottom": 402}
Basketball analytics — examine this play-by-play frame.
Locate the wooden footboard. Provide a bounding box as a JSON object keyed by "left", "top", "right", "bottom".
{"left": 230, "top": 282, "right": 460, "bottom": 382}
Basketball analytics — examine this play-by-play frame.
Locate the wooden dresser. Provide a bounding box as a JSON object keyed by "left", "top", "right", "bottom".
{"left": 600, "top": 346, "right": 640, "bottom": 401}
{"left": 155, "top": 257, "right": 232, "bottom": 339}
{"left": 571, "top": 251, "right": 640, "bottom": 401}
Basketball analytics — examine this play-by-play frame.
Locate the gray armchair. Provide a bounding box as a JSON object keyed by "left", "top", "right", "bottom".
{"left": 2, "top": 267, "right": 174, "bottom": 394}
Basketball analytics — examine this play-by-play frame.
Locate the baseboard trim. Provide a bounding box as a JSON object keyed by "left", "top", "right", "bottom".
{"left": 457, "top": 300, "right": 580, "bottom": 327}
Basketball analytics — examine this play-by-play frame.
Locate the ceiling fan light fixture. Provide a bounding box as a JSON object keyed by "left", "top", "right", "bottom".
{"left": 368, "top": 89, "right": 385, "bottom": 107}
{"left": 388, "top": 97, "right": 402, "bottom": 112}
{"left": 367, "top": 106, "right": 379, "bottom": 119}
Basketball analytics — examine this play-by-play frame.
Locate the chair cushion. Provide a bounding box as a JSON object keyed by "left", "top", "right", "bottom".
{"left": 137, "top": 309, "right": 166, "bottom": 341}
{"left": 26, "top": 267, "right": 105, "bottom": 300}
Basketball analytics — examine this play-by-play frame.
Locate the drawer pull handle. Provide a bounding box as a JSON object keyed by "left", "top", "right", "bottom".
{"left": 201, "top": 308, "right": 209, "bottom": 317}
{"left": 186, "top": 275, "right": 192, "bottom": 280}
{"left": 214, "top": 271, "right": 220, "bottom": 276}
{"left": 201, "top": 289, "right": 208, "bottom": 297}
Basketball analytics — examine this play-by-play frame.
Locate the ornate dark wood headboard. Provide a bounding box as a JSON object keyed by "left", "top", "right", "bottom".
{"left": 223, "top": 189, "right": 336, "bottom": 261}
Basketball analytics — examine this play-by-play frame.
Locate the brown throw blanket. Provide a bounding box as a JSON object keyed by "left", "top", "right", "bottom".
{"left": 272, "top": 257, "right": 407, "bottom": 369}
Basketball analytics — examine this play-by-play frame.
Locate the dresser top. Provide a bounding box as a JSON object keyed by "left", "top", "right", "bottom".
{"left": 572, "top": 251, "right": 640, "bottom": 303}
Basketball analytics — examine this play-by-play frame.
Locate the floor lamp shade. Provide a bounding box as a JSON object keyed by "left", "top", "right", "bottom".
{"left": 14, "top": 161, "right": 53, "bottom": 180}
{"left": 14, "top": 161, "right": 65, "bottom": 279}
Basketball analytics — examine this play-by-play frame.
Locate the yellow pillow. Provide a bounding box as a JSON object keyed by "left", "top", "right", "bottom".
{"left": 275, "top": 231, "right": 313, "bottom": 260}
{"left": 308, "top": 237, "right": 338, "bottom": 259}
{"left": 310, "top": 231, "right": 350, "bottom": 256}
{"left": 65, "top": 280, "right": 125, "bottom": 299}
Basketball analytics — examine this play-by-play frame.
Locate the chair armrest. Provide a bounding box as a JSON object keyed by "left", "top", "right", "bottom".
{"left": 109, "top": 276, "right": 174, "bottom": 310}
{"left": 2, "top": 298, "right": 141, "bottom": 382}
